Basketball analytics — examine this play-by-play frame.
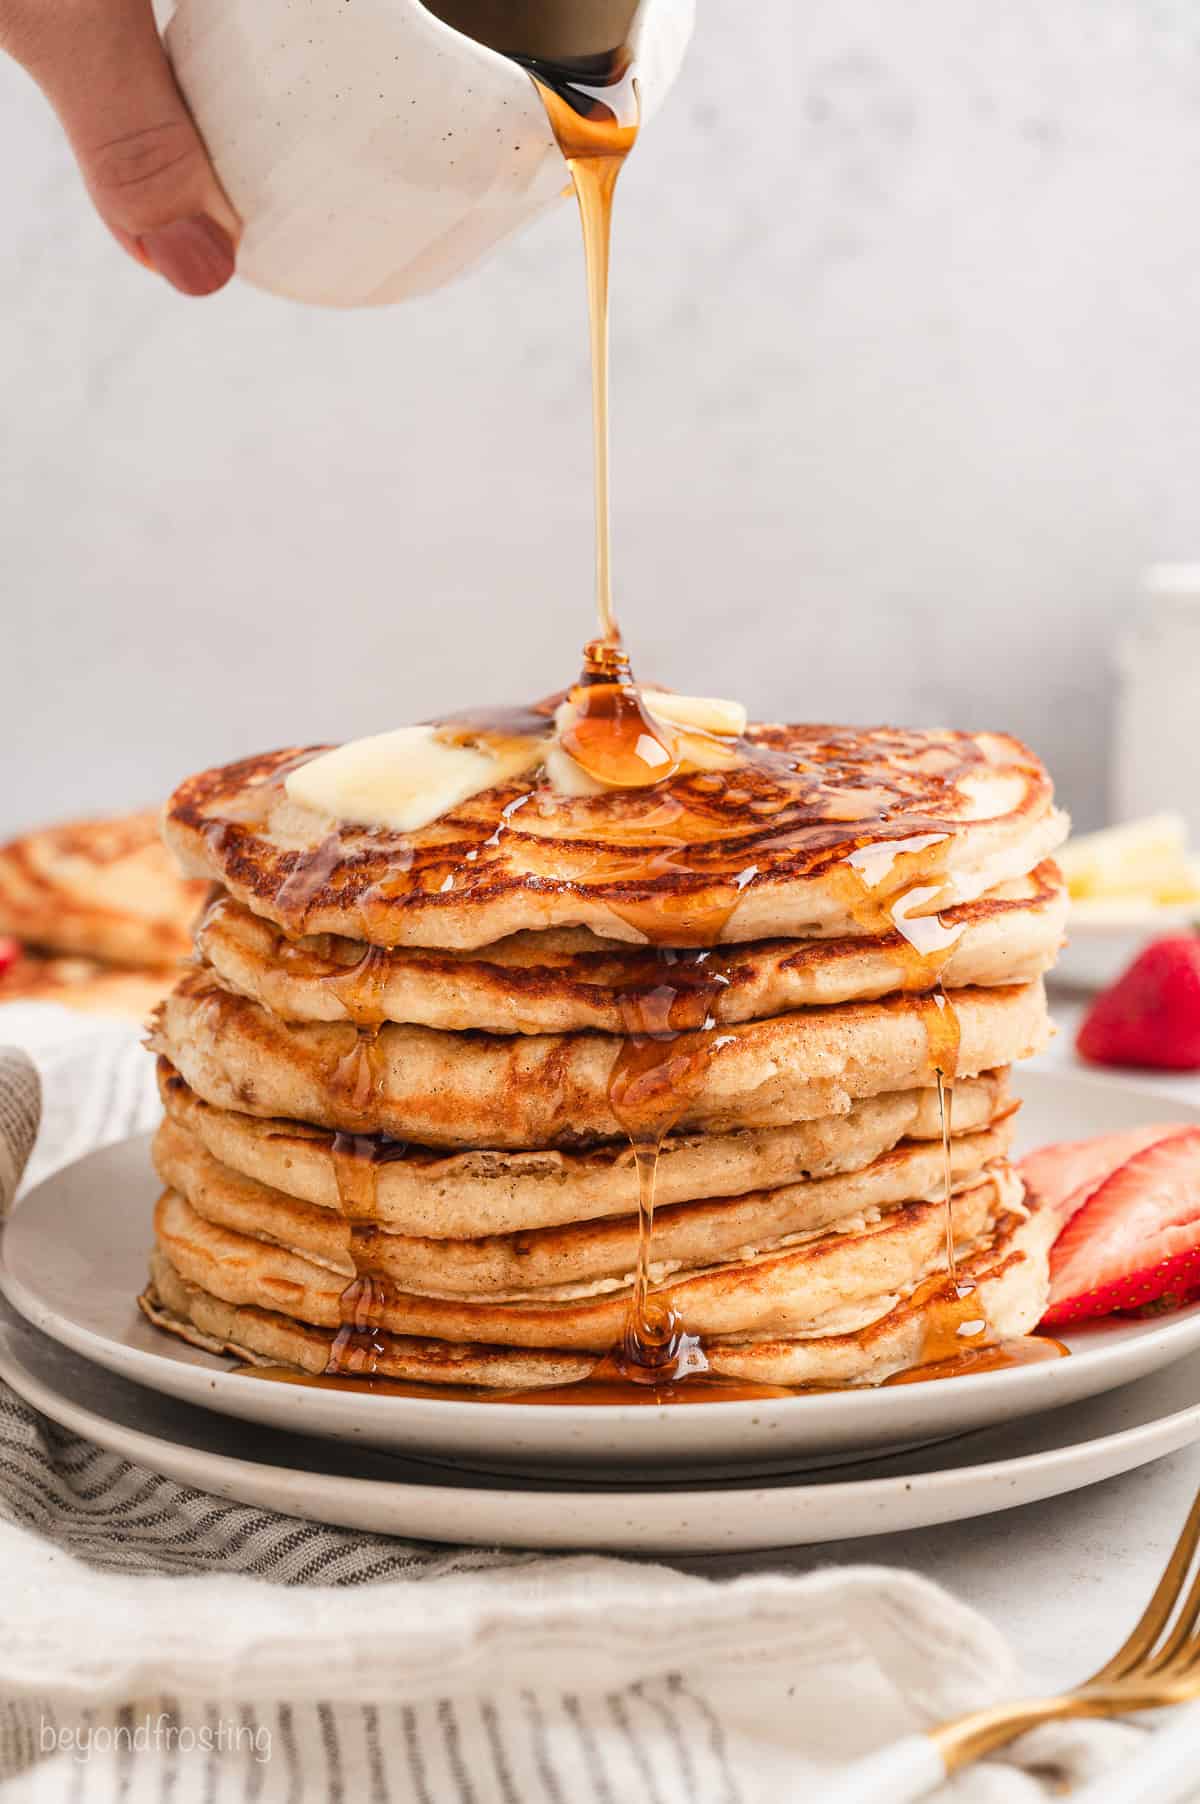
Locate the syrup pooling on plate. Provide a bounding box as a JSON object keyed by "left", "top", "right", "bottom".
{"left": 235, "top": 1365, "right": 798, "bottom": 1403}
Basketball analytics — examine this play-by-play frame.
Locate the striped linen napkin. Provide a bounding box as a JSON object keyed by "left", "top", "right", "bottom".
{"left": 0, "top": 1009, "right": 1138, "bottom": 1802}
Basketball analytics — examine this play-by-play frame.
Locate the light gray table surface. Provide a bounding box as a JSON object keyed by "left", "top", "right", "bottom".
{"left": 689, "top": 994, "right": 1200, "bottom": 1696}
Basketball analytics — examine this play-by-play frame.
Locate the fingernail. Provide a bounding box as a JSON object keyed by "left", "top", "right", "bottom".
{"left": 137, "top": 216, "right": 236, "bottom": 297}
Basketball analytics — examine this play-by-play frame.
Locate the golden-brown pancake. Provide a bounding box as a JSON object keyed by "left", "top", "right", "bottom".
{"left": 154, "top": 1111, "right": 1015, "bottom": 1295}
{"left": 195, "top": 864, "right": 1067, "bottom": 1033}
{"left": 142, "top": 1254, "right": 596, "bottom": 1389}
{"left": 140, "top": 1184, "right": 1054, "bottom": 1388}
{"left": 0, "top": 810, "right": 205, "bottom": 968}
{"left": 163, "top": 727, "right": 1067, "bottom": 950}
{"left": 158, "top": 1058, "right": 1014, "bottom": 1235}
{"left": 152, "top": 967, "right": 1050, "bottom": 1148}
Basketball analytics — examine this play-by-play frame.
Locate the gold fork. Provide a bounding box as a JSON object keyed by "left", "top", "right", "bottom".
{"left": 823, "top": 1488, "right": 1200, "bottom": 1802}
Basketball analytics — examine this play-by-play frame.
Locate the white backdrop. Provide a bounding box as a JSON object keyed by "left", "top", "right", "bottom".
{"left": 4, "top": 0, "right": 1200, "bottom": 837}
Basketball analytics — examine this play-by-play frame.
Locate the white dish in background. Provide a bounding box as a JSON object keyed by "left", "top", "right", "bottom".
{"left": 2, "top": 1299, "right": 1199, "bottom": 1553}
{"left": 1054, "top": 898, "right": 1197, "bottom": 992}
{"left": 3, "top": 1070, "right": 1200, "bottom": 1475}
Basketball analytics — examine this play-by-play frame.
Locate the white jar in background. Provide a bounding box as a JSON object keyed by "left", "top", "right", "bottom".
{"left": 1114, "top": 566, "right": 1200, "bottom": 842}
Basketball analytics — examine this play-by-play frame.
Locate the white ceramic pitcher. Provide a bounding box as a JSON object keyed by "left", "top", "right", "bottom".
{"left": 154, "top": 0, "right": 694, "bottom": 307}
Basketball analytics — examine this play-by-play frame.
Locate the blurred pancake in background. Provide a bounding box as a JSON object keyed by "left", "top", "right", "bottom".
{"left": 0, "top": 811, "right": 206, "bottom": 1020}
{"left": 0, "top": 949, "right": 178, "bottom": 1020}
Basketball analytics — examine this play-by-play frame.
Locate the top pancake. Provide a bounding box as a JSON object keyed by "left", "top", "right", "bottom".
{"left": 0, "top": 810, "right": 206, "bottom": 968}
{"left": 163, "top": 725, "right": 1067, "bottom": 951}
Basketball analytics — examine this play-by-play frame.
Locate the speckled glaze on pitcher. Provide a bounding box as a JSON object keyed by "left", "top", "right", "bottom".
{"left": 157, "top": 0, "right": 694, "bottom": 307}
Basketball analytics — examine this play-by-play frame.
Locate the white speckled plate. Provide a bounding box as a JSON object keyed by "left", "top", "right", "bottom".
{"left": 3, "top": 1068, "right": 1200, "bottom": 1477}
{"left": 2, "top": 1300, "right": 1199, "bottom": 1553}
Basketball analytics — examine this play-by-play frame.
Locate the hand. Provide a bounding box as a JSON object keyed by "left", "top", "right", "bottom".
{"left": 1, "top": 0, "right": 239, "bottom": 295}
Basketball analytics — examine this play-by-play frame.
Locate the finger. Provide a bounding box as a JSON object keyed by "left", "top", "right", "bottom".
{"left": 7, "top": 0, "right": 240, "bottom": 296}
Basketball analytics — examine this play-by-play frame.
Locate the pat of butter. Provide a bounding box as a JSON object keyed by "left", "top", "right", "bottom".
{"left": 285, "top": 726, "right": 543, "bottom": 833}
{"left": 543, "top": 741, "right": 610, "bottom": 797}
{"left": 643, "top": 692, "right": 747, "bottom": 738}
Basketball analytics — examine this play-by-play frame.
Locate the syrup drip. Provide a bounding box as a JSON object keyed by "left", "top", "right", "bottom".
{"left": 883, "top": 1273, "right": 1069, "bottom": 1386}
{"left": 322, "top": 1015, "right": 392, "bottom": 1374}
{"left": 329, "top": 1134, "right": 382, "bottom": 1220}
{"left": 561, "top": 639, "right": 681, "bottom": 787}
{"left": 922, "top": 988, "right": 961, "bottom": 1280}
{"left": 600, "top": 879, "right": 754, "bottom": 1379}
{"left": 526, "top": 47, "right": 638, "bottom": 646}
{"left": 831, "top": 839, "right": 967, "bottom": 1289}
{"left": 526, "top": 37, "right": 738, "bottom": 1384}
{"left": 605, "top": 945, "right": 728, "bottom": 1378}
{"left": 326, "top": 1272, "right": 388, "bottom": 1377}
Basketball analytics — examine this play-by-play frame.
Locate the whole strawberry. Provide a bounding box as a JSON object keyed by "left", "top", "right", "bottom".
{"left": 1077, "top": 934, "right": 1200, "bottom": 1071}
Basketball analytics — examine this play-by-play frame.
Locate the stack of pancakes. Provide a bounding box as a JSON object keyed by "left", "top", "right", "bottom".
{"left": 0, "top": 812, "right": 207, "bottom": 1018}
{"left": 143, "top": 723, "right": 1068, "bottom": 1390}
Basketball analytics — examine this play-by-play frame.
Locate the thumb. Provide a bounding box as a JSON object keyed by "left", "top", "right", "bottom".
{"left": 10, "top": 0, "right": 240, "bottom": 296}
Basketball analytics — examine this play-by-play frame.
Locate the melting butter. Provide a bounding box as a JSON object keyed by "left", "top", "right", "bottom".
{"left": 285, "top": 726, "right": 544, "bottom": 833}
{"left": 285, "top": 688, "right": 751, "bottom": 830}
{"left": 641, "top": 692, "right": 748, "bottom": 738}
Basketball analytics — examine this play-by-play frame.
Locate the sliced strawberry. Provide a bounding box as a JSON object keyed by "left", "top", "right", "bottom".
{"left": 1048, "top": 1246, "right": 1200, "bottom": 1322}
{"left": 1020, "top": 1125, "right": 1189, "bottom": 1228}
{"left": 0, "top": 937, "right": 20, "bottom": 978}
{"left": 1043, "top": 1128, "right": 1200, "bottom": 1327}
{"left": 1077, "top": 934, "right": 1200, "bottom": 1071}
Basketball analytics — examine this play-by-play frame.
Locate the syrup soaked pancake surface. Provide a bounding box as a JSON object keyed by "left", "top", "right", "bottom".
{"left": 158, "top": 1060, "right": 1013, "bottom": 1235}
{"left": 196, "top": 864, "right": 1067, "bottom": 1033}
{"left": 163, "top": 726, "right": 1067, "bottom": 950}
{"left": 153, "top": 968, "right": 1050, "bottom": 1148}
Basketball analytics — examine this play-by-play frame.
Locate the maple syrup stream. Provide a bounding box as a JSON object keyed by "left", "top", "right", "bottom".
{"left": 528, "top": 43, "right": 720, "bottom": 1382}
{"left": 525, "top": 47, "right": 638, "bottom": 648}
